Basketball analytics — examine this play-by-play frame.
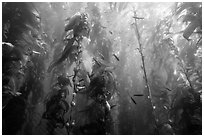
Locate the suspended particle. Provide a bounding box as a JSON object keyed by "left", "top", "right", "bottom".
{"left": 110, "top": 104, "right": 117, "bottom": 109}
{"left": 153, "top": 106, "right": 156, "bottom": 109}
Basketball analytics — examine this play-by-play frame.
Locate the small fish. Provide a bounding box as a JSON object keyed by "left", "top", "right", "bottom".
{"left": 36, "top": 15, "right": 41, "bottom": 20}
{"left": 113, "top": 54, "right": 119, "bottom": 61}
{"left": 93, "top": 58, "right": 101, "bottom": 66}
{"left": 71, "top": 120, "right": 75, "bottom": 126}
{"left": 15, "top": 92, "right": 22, "bottom": 96}
{"left": 100, "top": 25, "right": 107, "bottom": 29}
{"left": 79, "top": 79, "right": 84, "bottom": 82}
{"left": 110, "top": 104, "right": 117, "bottom": 109}
{"left": 97, "top": 51, "right": 105, "bottom": 60}
{"left": 32, "top": 12, "right": 41, "bottom": 20}
{"left": 2, "top": 42, "right": 14, "bottom": 48}
{"left": 163, "top": 106, "right": 168, "bottom": 110}
{"left": 72, "top": 92, "right": 76, "bottom": 98}
{"left": 37, "top": 37, "right": 42, "bottom": 41}
{"left": 17, "top": 70, "right": 25, "bottom": 76}
{"left": 65, "top": 17, "right": 70, "bottom": 21}
{"left": 33, "top": 50, "right": 41, "bottom": 55}
{"left": 165, "top": 87, "right": 172, "bottom": 91}
{"left": 106, "top": 101, "right": 111, "bottom": 111}
{"left": 133, "top": 94, "right": 144, "bottom": 97}
{"left": 131, "top": 97, "right": 137, "bottom": 105}
{"left": 52, "top": 38, "right": 57, "bottom": 43}
{"left": 109, "top": 31, "right": 113, "bottom": 34}
{"left": 77, "top": 86, "right": 85, "bottom": 90}
{"left": 133, "top": 16, "right": 144, "bottom": 20}
{"left": 71, "top": 101, "right": 76, "bottom": 107}
{"left": 42, "top": 32, "right": 48, "bottom": 37}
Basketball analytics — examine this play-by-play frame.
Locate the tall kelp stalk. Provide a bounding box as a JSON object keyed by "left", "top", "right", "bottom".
{"left": 132, "top": 11, "right": 158, "bottom": 132}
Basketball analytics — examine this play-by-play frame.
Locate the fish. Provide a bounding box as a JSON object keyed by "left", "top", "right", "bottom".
{"left": 133, "top": 94, "right": 144, "bottom": 97}
{"left": 133, "top": 16, "right": 144, "bottom": 20}
{"left": 97, "top": 51, "right": 105, "bottom": 60}
{"left": 2, "top": 42, "right": 14, "bottom": 48}
{"left": 163, "top": 106, "right": 168, "bottom": 110}
{"left": 110, "top": 104, "right": 117, "bottom": 109}
{"left": 32, "top": 50, "right": 41, "bottom": 55}
{"left": 65, "top": 17, "right": 70, "bottom": 21}
{"left": 113, "top": 54, "right": 119, "bottom": 61}
{"left": 77, "top": 86, "right": 85, "bottom": 90}
{"left": 131, "top": 97, "right": 137, "bottom": 105}
{"left": 105, "top": 101, "right": 111, "bottom": 111}
{"left": 165, "top": 87, "right": 172, "bottom": 91}
{"left": 93, "top": 58, "right": 101, "bottom": 67}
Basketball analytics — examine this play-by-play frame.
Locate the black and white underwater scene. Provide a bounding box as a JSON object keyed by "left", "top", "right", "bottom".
{"left": 2, "top": 2, "right": 202, "bottom": 135}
